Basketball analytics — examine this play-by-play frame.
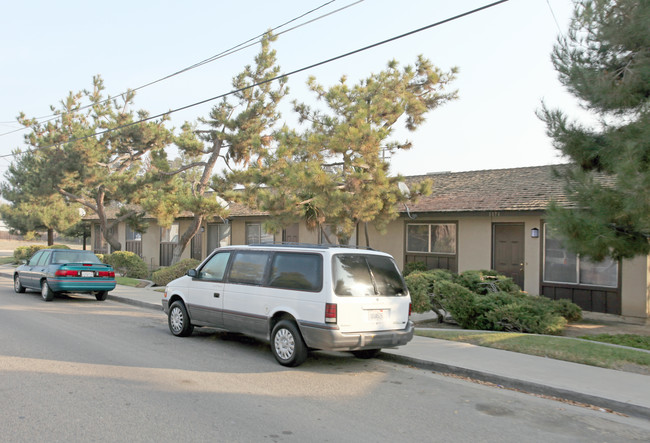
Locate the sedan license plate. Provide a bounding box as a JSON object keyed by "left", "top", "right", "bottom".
{"left": 368, "top": 309, "right": 385, "bottom": 321}
{"left": 81, "top": 271, "right": 94, "bottom": 277}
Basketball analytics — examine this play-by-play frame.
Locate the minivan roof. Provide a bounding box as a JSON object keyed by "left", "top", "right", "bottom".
{"left": 215, "top": 243, "right": 392, "bottom": 256}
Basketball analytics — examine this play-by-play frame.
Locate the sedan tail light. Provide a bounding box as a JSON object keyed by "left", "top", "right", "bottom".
{"left": 55, "top": 270, "right": 79, "bottom": 277}
{"left": 97, "top": 271, "right": 115, "bottom": 277}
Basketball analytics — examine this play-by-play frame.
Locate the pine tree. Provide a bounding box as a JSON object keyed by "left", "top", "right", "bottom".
{"left": 144, "top": 33, "right": 288, "bottom": 264}
{"left": 540, "top": 0, "right": 650, "bottom": 260}
{"left": 233, "top": 56, "right": 457, "bottom": 245}
{"left": 8, "top": 76, "right": 175, "bottom": 251}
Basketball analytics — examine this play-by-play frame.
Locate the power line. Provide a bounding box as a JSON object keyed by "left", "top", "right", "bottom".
{"left": 0, "top": 0, "right": 509, "bottom": 160}
{"left": 545, "top": 0, "right": 564, "bottom": 35}
{"left": 0, "top": 0, "right": 359, "bottom": 133}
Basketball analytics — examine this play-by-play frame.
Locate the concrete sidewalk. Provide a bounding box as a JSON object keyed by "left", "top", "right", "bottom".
{"left": 2, "top": 269, "right": 649, "bottom": 420}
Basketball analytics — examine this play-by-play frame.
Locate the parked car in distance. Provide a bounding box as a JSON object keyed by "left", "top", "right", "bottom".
{"left": 14, "top": 249, "right": 116, "bottom": 302}
{"left": 163, "top": 244, "right": 414, "bottom": 367}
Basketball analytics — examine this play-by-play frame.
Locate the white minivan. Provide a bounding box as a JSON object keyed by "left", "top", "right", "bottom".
{"left": 162, "top": 244, "right": 414, "bottom": 366}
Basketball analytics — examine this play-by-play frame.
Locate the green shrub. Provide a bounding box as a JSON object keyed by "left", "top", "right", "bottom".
{"left": 405, "top": 269, "right": 454, "bottom": 314}
{"left": 484, "top": 301, "right": 567, "bottom": 335}
{"left": 103, "top": 251, "right": 149, "bottom": 279}
{"left": 403, "top": 261, "right": 427, "bottom": 276}
{"left": 437, "top": 275, "right": 572, "bottom": 334}
{"left": 152, "top": 258, "right": 200, "bottom": 286}
{"left": 550, "top": 298, "right": 583, "bottom": 322}
{"left": 453, "top": 270, "right": 521, "bottom": 295}
{"left": 435, "top": 280, "right": 479, "bottom": 328}
{"left": 13, "top": 244, "right": 70, "bottom": 262}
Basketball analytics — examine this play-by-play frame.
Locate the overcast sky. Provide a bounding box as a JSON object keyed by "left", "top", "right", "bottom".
{"left": 0, "top": 0, "right": 580, "bottom": 178}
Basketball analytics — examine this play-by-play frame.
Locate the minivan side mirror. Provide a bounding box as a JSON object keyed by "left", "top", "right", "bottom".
{"left": 187, "top": 269, "right": 198, "bottom": 278}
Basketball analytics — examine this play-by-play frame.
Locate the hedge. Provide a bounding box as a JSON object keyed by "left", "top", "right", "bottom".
{"left": 152, "top": 259, "right": 200, "bottom": 286}
{"left": 13, "top": 244, "right": 70, "bottom": 262}
{"left": 404, "top": 268, "right": 582, "bottom": 335}
{"left": 103, "top": 251, "right": 149, "bottom": 279}
{"left": 404, "top": 269, "right": 453, "bottom": 318}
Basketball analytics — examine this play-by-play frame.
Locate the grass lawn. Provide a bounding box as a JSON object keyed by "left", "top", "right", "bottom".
{"left": 415, "top": 329, "right": 650, "bottom": 374}
{"left": 579, "top": 334, "right": 650, "bottom": 351}
{"left": 115, "top": 276, "right": 143, "bottom": 287}
{"left": 0, "top": 257, "right": 16, "bottom": 265}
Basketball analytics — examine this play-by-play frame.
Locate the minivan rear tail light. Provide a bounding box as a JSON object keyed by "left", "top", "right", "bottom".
{"left": 325, "top": 303, "right": 337, "bottom": 324}
{"left": 409, "top": 303, "right": 412, "bottom": 317}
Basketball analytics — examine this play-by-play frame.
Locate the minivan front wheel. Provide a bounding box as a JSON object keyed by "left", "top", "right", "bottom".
{"left": 168, "top": 301, "right": 194, "bottom": 337}
{"left": 271, "top": 320, "right": 308, "bottom": 367}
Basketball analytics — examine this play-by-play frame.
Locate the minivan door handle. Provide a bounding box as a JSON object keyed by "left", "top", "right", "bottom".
{"left": 214, "top": 293, "right": 220, "bottom": 298}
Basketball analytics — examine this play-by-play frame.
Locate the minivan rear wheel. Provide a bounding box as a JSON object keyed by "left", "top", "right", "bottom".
{"left": 271, "top": 320, "right": 308, "bottom": 367}
{"left": 168, "top": 301, "right": 194, "bottom": 337}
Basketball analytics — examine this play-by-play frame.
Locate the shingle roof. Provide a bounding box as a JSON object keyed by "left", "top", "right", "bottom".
{"left": 83, "top": 164, "right": 613, "bottom": 220}
{"left": 404, "top": 164, "right": 577, "bottom": 213}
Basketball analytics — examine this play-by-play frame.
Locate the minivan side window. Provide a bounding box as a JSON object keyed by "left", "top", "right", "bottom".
{"left": 228, "top": 252, "right": 269, "bottom": 285}
{"left": 333, "top": 254, "right": 406, "bottom": 297}
{"left": 199, "top": 252, "right": 231, "bottom": 281}
{"left": 268, "top": 253, "right": 322, "bottom": 292}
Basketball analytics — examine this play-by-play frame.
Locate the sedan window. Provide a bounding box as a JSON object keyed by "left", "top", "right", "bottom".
{"left": 28, "top": 251, "right": 43, "bottom": 266}
{"left": 36, "top": 251, "right": 51, "bottom": 266}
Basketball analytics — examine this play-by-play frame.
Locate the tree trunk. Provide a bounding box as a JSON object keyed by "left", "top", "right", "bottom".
{"left": 96, "top": 187, "right": 121, "bottom": 252}
{"left": 47, "top": 228, "right": 54, "bottom": 246}
{"left": 171, "top": 214, "right": 204, "bottom": 265}
{"left": 364, "top": 222, "right": 370, "bottom": 248}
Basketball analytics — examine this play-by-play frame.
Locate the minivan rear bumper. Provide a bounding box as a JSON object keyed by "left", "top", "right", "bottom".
{"left": 299, "top": 321, "right": 414, "bottom": 351}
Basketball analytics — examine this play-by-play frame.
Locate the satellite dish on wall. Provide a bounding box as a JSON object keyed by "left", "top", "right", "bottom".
{"left": 397, "top": 182, "right": 417, "bottom": 220}
{"left": 398, "top": 182, "right": 411, "bottom": 199}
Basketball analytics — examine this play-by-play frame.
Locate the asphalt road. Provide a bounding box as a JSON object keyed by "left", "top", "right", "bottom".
{"left": 1, "top": 279, "right": 649, "bottom": 442}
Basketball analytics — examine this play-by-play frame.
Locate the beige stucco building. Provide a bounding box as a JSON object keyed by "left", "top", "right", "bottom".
{"left": 87, "top": 165, "right": 650, "bottom": 319}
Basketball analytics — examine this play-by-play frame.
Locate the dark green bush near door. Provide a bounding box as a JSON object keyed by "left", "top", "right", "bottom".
{"left": 405, "top": 268, "right": 582, "bottom": 335}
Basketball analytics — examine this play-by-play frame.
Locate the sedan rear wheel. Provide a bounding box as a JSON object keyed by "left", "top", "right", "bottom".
{"left": 41, "top": 280, "right": 54, "bottom": 302}
{"left": 95, "top": 291, "right": 108, "bottom": 301}
{"left": 14, "top": 275, "right": 25, "bottom": 293}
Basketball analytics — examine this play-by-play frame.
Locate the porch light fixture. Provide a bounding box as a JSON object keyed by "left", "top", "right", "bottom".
{"left": 531, "top": 228, "right": 539, "bottom": 238}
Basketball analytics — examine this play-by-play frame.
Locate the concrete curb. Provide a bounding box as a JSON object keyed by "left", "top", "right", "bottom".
{"left": 378, "top": 352, "right": 650, "bottom": 420}
{"left": 107, "top": 294, "right": 162, "bottom": 311}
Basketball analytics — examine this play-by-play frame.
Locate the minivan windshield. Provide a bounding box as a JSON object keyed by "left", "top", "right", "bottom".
{"left": 332, "top": 254, "right": 406, "bottom": 297}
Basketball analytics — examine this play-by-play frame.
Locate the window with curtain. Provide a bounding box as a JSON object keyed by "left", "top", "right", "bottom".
{"left": 543, "top": 225, "right": 618, "bottom": 288}
{"left": 245, "top": 223, "right": 274, "bottom": 244}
